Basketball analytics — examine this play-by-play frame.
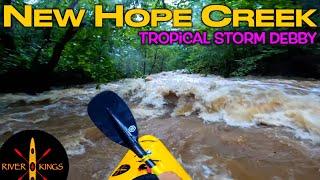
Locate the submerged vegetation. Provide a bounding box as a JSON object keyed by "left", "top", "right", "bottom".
{"left": 0, "top": 0, "right": 319, "bottom": 92}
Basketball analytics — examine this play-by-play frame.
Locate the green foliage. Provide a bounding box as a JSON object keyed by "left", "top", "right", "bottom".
{"left": 0, "top": 0, "right": 319, "bottom": 86}
{"left": 56, "top": 25, "right": 122, "bottom": 82}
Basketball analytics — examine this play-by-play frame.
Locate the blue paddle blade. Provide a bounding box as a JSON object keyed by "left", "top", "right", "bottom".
{"left": 87, "top": 90, "right": 138, "bottom": 149}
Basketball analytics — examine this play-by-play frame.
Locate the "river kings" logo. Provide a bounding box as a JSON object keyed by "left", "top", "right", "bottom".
{"left": 0, "top": 130, "right": 69, "bottom": 180}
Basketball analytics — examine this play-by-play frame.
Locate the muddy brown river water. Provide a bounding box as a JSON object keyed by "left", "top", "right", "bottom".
{"left": 1, "top": 71, "right": 320, "bottom": 180}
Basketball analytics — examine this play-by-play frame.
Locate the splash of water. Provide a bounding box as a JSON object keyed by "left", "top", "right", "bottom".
{"left": 1, "top": 71, "right": 320, "bottom": 148}
{"left": 117, "top": 71, "right": 320, "bottom": 143}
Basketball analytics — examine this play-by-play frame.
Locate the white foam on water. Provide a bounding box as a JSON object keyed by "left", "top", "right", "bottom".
{"left": 0, "top": 87, "right": 96, "bottom": 109}
{"left": 132, "top": 107, "right": 166, "bottom": 120}
{"left": 65, "top": 143, "right": 86, "bottom": 156}
{"left": 1, "top": 71, "right": 320, "bottom": 145}
{"left": 106, "top": 71, "right": 320, "bottom": 144}
{"left": 182, "top": 153, "right": 233, "bottom": 180}
{"left": 61, "top": 131, "right": 96, "bottom": 157}
{"left": 0, "top": 122, "right": 13, "bottom": 137}
{"left": 201, "top": 164, "right": 233, "bottom": 180}
{"left": 6, "top": 108, "right": 50, "bottom": 123}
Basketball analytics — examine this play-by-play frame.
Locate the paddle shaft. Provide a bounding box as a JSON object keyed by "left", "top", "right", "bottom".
{"left": 106, "top": 108, "right": 161, "bottom": 175}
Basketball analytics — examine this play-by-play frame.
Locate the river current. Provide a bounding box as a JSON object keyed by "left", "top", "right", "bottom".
{"left": 1, "top": 71, "right": 320, "bottom": 179}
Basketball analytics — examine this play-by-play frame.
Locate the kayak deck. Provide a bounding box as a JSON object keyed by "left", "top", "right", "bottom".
{"left": 109, "top": 135, "right": 191, "bottom": 180}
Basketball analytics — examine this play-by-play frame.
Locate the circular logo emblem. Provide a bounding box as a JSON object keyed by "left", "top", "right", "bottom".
{"left": 128, "top": 125, "right": 136, "bottom": 133}
{"left": 0, "top": 130, "right": 69, "bottom": 180}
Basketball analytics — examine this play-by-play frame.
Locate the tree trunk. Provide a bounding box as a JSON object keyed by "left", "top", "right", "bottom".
{"left": 161, "top": 0, "right": 167, "bottom": 8}
{"left": 43, "top": 0, "right": 80, "bottom": 73}
{"left": 149, "top": 49, "right": 158, "bottom": 74}
{"left": 32, "top": 29, "right": 52, "bottom": 68}
{"left": 160, "top": 57, "right": 164, "bottom": 72}
{"left": 32, "top": 0, "right": 64, "bottom": 67}
{"left": 143, "top": 48, "right": 147, "bottom": 75}
{"left": 0, "top": 0, "right": 16, "bottom": 54}
{"left": 44, "top": 26, "right": 80, "bottom": 72}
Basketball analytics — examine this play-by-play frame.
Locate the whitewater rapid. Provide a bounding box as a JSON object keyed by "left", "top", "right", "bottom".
{"left": 1, "top": 71, "right": 320, "bottom": 144}
{"left": 108, "top": 71, "right": 320, "bottom": 143}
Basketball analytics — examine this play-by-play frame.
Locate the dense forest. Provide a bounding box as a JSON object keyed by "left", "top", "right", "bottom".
{"left": 0, "top": 0, "right": 319, "bottom": 93}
